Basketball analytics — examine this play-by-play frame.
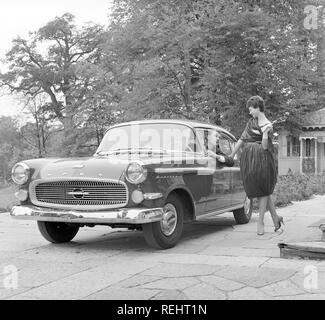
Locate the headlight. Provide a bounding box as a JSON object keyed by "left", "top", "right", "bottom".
{"left": 11, "top": 163, "right": 30, "bottom": 185}
{"left": 125, "top": 162, "right": 147, "bottom": 184}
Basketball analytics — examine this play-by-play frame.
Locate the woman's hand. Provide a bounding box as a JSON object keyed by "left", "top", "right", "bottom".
{"left": 215, "top": 154, "right": 226, "bottom": 163}
{"left": 206, "top": 150, "right": 225, "bottom": 163}
{"left": 206, "top": 150, "right": 216, "bottom": 158}
{"left": 262, "top": 123, "right": 272, "bottom": 135}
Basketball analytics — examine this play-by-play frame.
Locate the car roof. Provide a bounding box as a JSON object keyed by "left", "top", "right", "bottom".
{"left": 108, "top": 119, "right": 236, "bottom": 140}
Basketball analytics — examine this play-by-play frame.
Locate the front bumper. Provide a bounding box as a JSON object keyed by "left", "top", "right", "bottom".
{"left": 10, "top": 205, "right": 164, "bottom": 224}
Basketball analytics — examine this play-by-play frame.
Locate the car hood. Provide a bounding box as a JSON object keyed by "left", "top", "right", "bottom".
{"left": 27, "top": 153, "right": 206, "bottom": 181}
{"left": 38, "top": 157, "right": 132, "bottom": 181}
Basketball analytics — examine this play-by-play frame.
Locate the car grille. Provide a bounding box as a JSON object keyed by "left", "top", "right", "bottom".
{"left": 30, "top": 179, "right": 128, "bottom": 210}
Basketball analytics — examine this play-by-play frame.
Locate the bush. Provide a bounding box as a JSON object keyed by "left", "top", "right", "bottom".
{"left": 0, "top": 185, "right": 18, "bottom": 213}
{"left": 272, "top": 173, "right": 325, "bottom": 207}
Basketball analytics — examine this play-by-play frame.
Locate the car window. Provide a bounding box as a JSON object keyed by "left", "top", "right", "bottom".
{"left": 219, "top": 134, "right": 232, "bottom": 155}
{"left": 196, "top": 128, "right": 224, "bottom": 154}
{"left": 195, "top": 128, "right": 208, "bottom": 151}
{"left": 98, "top": 123, "right": 202, "bottom": 154}
{"left": 195, "top": 127, "right": 238, "bottom": 156}
{"left": 220, "top": 133, "right": 241, "bottom": 160}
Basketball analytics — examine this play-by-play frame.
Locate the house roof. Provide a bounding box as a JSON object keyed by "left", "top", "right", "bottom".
{"left": 302, "top": 108, "right": 325, "bottom": 128}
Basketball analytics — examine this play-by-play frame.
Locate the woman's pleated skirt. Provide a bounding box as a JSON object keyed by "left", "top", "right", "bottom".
{"left": 240, "top": 142, "right": 277, "bottom": 199}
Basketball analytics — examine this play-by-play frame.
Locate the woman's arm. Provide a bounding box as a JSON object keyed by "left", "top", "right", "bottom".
{"left": 261, "top": 124, "right": 273, "bottom": 150}
{"left": 262, "top": 132, "right": 268, "bottom": 150}
{"left": 207, "top": 150, "right": 234, "bottom": 167}
{"left": 230, "top": 139, "right": 244, "bottom": 158}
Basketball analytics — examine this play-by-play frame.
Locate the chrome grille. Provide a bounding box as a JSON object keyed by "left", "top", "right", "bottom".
{"left": 30, "top": 179, "right": 128, "bottom": 210}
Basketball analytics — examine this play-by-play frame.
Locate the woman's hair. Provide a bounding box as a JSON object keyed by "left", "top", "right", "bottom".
{"left": 246, "top": 95, "right": 265, "bottom": 112}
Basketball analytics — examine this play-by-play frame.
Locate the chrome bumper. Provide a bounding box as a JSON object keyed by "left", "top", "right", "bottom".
{"left": 10, "top": 205, "right": 164, "bottom": 224}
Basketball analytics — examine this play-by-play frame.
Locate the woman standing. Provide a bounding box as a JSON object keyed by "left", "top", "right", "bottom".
{"left": 230, "top": 96, "right": 284, "bottom": 235}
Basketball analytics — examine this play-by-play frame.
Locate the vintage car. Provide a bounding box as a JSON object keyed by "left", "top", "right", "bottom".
{"left": 10, "top": 120, "right": 252, "bottom": 249}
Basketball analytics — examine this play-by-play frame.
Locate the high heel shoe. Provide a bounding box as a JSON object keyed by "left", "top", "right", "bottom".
{"left": 274, "top": 216, "right": 284, "bottom": 232}
{"left": 257, "top": 223, "right": 264, "bottom": 236}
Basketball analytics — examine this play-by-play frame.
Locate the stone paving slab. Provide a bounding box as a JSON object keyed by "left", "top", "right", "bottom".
{"left": 7, "top": 269, "right": 134, "bottom": 300}
{"left": 261, "top": 257, "right": 325, "bottom": 271}
{"left": 274, "top": 293, "right": 325, "bottom": 300}
{"left": 0, "top": 257, "right": 97, "bottom": 291}
{"left": 260, "top": 280, "right": 305, "bottom": 297}
{"left": 83, "top": 286, "right": 159, "bottom": 300}
{"left": 199, "top": 246, "right": 279, "bottom": 258}
{"left": 1, "top": 195, "right": 325, "bottom": 300}
{"left": 214, "top": 266, "right": 296, "bottom": 288}
{"left": 141, "top": 263, "right": 220, "bottom": 278}
{"left": 134, "top": 253, "right": 269, "bottom": 268}
{"left": 183, "top": 283, "right": 227, "bottom": 300}
{"left": 151, "top": 289, "right": 188, "bottom": 300}
{"left": 117, "top": 275, "right": 162, "bottom": 288}
{"left": 227, "top": 287, "right": 273, "bottom": 300}
{"left": 199, "top": 275, "right": 245, "bottom": 291}
{"left": 0, "top": 287, "right": 31, "bottom": 300}
{"left": 290, "top": 272, "right": 325, "bottom": 293}
{"left": 141, "top": 277, "right": 200, "bottom": 291}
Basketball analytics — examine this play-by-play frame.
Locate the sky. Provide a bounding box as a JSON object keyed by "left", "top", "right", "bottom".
{"left": 0, "top": 0, "right": 113, "bottom": 119}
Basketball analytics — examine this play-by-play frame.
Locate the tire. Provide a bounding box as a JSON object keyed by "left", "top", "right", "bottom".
{"left": 233, "top": 196, "right": 253, "bottom": 224}
{"left": 142, "top": 194, "right": 184, "bottom": 249}
{"left": 37, "top": 221, "right": 80, "bottom": 243}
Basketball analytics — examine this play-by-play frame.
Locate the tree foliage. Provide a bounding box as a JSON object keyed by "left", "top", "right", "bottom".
{"left": 98, "top": 0, "right": 323, "bottom": 136}
{"left": 0, "top": 1, "right": 324, "bottom": 167}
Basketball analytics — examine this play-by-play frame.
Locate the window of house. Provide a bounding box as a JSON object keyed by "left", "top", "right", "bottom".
{"left": 286, "top": 136, "right": 300, "bottom": 157}
{"left": 306, "top": 139, "right": 311, "bottom": 157}
{"left": 286, "top": 136, "right": 291, "bottom": 157}
{"left": 292, "top": 137, "right": 300, "bottom": 156}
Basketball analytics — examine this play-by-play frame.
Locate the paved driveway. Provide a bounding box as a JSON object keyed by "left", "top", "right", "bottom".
{"left": 1, "top": 196, "right": 325, "bottom": 300}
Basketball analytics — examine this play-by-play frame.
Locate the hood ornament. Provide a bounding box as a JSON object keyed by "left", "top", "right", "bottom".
{"left": 68, "top": 188, "right": 89, "bottom": 199}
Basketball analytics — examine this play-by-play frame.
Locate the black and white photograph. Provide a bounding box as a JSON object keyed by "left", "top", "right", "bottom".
{"left": 1, "top": 0, "right": 325, "bottom": 304}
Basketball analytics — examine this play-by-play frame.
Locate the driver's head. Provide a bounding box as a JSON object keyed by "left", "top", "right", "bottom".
{"left": 208, "top": 131, "right": 221, "bottom": 151}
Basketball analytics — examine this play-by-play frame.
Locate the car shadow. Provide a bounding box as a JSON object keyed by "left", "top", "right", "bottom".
{"left": 66, "top": 215, "right": 238, "bottom": 251}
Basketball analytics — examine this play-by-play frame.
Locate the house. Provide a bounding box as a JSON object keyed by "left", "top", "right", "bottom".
{"left": 278, "top": 108, "right": 325, "bottom": 175}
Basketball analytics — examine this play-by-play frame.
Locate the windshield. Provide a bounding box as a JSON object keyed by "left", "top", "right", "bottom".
{"left": 96, "top": 123, "right": 202, "bottom": 154}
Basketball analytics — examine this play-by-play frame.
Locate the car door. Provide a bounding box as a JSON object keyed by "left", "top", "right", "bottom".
{"left": 200, "top": 129, "right": 233, "bottom": 212}
{"left": 228, "top": 137, "right": 246, "bottom": 206}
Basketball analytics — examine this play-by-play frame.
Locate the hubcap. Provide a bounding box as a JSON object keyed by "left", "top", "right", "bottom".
{"left": 160, "top": 203, "right": 178, "bottom": 236}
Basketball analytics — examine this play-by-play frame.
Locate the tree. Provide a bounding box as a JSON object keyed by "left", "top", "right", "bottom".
{"left": 0, "top": 117, "right": 22, "bottom": 184}
{"left": 0, "top": 13, "right": 105, "bottom": 154}
{"left": 106, "top": 0, "right": 324, "bottom": 137}
{"left": 19, "top": 95, "right": 55, "bottom": 158}
{"left": 106, "top": 0, "right": 210, "bottom": 119}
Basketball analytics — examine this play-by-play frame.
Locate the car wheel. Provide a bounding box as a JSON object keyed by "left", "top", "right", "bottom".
{"left": 37, "top": 221, "right": 80, "bottom": 243}
{"left": 233, "top": 196, "right": 253, "bottom": 224}
{"left": 142, "top": 194, "right": 184, "bottom": 249}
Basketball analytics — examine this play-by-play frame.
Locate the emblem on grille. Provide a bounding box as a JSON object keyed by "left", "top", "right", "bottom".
{"left": 67, "top": 188, "right": 89, "bottom": 199}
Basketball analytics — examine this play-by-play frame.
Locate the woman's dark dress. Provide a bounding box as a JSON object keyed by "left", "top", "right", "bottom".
{"left": 239, "top": 118, "right": 277, "bottom": 199}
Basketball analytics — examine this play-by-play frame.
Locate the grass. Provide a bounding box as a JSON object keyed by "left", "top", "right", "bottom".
{"left": 0, "top": 184, "right": 18, "bottom": 213}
